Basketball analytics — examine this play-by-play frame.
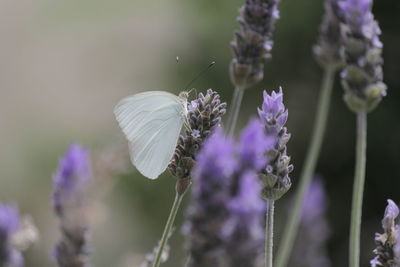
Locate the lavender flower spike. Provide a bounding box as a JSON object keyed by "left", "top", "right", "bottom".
{"left": 313, "top": 0, "right": 342, "bottom": 68}
{"left": 169, "top": 89, "right": 226, "bottom": 194}
{"left": 186, "top": 121, "right": 271, "bottom": 267}
{"left": 185, "top": 129, "right": 235, "bottom": 267}
{"left": 371, "top": 199, "right": 400, "bottom": 267}
{"left": 52, "top": 144, "right": 92, "bottom": 267}
{"left": 337, "top": 0, "right": 387, "bottom": 112}
{"left": 258, "top": 88, "right": 293, "bottom": 200}
{"left": 0, "top": 205, "right": 23, "bottom": 267}
{"left": 230, "top": 0, "right": 281, "bottom": 88}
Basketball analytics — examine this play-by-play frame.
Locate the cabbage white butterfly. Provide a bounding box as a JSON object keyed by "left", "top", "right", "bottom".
{"left": 114, "top": 91, "right": 189, "bottom": 179}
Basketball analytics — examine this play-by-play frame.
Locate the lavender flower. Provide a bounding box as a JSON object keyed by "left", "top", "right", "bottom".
{"left": 52, "top": 144, "right": 92, "bottom": 267}
{"left": 0, "top": 205, "right": 23, "bottom": 267}
{"left": 185, "top": 129, "right": 235, "bottom": 267}
{"left": 313, "top": 0, "right": 342, "bottom": 68}
{"left": 336, "top": 0, "right": 387, "bottom": 112}
{"left": 230, "top": 0, "right": 281, "bottom": 88}
{"left": 371, "top": 199, "right": 400, "bottom": 267}
{"left": 223, "top": 172, "right": 265, "bottom": 267}
{"left": 238, "top": 119, "right": 275, "bottom": 170}
{"left": 186, "top": 121, "right": 271, "bottom": 267}
{"left": 258, "top": 88, "right": 293, "bottom": 200}
{"left": 169, "top": 89, "right": 226, "bottom": 194}
{"left": 290, "top": 178, "right": 331, "bottom": 267}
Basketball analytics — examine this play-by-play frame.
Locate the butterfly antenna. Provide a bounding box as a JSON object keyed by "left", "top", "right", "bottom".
{"left": 183, "top": 61, "right": 215, "bottom": 91}
{"left": 187, "top": 87, "right": 198, "bottom": 97}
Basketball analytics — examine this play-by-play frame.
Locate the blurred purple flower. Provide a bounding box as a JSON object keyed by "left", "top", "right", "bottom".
{"left": 238, "top": 118, "right": 275, "bottom": 170}
{"left": 185, "top": 129, "right": 234, "bottom": 267}
{"left": 314, "top": 0, "right": 342, "bottom": 68}
{"left": 258, "top": 88, "right": 292, "bottom": 200}
{"left": 186, "top": 121, "right": 271, "bottom": 267}
{"left": 290, "top": 178, "right": 331, "bottom": 267}
{"left": 223, "top": 172, "right": 265, "bottom": 267}
{"left": 337, "top": 0, "right": 372, "bottom": 27}
{"left": 0, "top": 205, "right": 23, "bottom": 267}
{"left": 336, "top": 0, "right": 386, "bottom": 112}
{"left": 371, "top": 199, "right": 400, "bottom": 267}
{"left": 53, "top": 144, "right": 91, "bottom": 216}
{"left": 52, "top": 144, "right": 92, "bottom": 267}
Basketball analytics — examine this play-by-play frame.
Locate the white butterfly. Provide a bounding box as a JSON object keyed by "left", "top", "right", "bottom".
{"left": 114, "top": 91, "right": 189, "bottom": 179}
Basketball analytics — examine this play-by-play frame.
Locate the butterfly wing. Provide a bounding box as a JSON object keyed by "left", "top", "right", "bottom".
{"left": 114, "top": 91, "right": 187, "bottom": 179}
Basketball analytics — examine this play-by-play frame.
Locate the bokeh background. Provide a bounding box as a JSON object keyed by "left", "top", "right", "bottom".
{"left": 0, "top": 0, "right": 399, "bottom": 266}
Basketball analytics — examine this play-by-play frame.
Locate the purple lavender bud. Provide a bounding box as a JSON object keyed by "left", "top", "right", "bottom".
{"left": 313, "top": 0, "right": 343, "bottom": 68}
{"left": 290, "top": 178, "right": 331, "bottom": 267}
{"left": 238, "top": 118, "right": 275, "bottom": 170}
{"left": 230, "top": 0, "right": 281, "bottom": 88}
{"left": 168, "top": 89, "right": 227, "bottom": 194}
{"left": 52, "top": 144, "right": 92, "bottom": 267}
{"left": 337, "top": 0, "right": 387, "bottom": 112}
{"left": 371, "top": 199, "right": 400, "bottom": 267}
{"left": 0, "top": 205, "right": 23, "bottom": 267}
{"left": 186, "top": 121, "right": 270, "bottom": 267}
{"left": 258, "top": 88, "right": 293, "bottom": 200}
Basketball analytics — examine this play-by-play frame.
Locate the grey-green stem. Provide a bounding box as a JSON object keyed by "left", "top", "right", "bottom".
{"left": 349, "top": 111, "right": 367, "bottom": 267}
{"left": 274, "top": 66, "right": 335, "bottom": 267}
{"left": 226, "top": 86, "right": 244, "bottom": 136}
{"left": 152, "top": 191, "right": 184, "bottom": 267}
{"left": 265, "top": 200, "right": 275, "bottom": 267}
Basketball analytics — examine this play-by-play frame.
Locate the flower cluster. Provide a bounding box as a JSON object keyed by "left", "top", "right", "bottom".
{"left": 313, "top": 0, "right": 342, "bottom": 68}
{"left": 230, "top": 0, "right": 281, "bottom": 88}
{"left": 52, "top": 144, "right": 92, "bottom": 267}
{"left": 168, "top": 89, "right": 227, "bottom": 194}
{"left": 258, "top": 88, "right": 293, "bottom": 200}
{"left": 336, "top": 0, "right": 387, "bottom": 112}
{"left": 370, "top": 200, "right": 400, "bottom": 267}
{"left": 185, "top": 120, "right": 274, "bottom": 267}
{"left": 0, "top": 205, "right": 23, "bottom": 267}
{"left": 290, "top": 178, "right": 331, "bottom": 267}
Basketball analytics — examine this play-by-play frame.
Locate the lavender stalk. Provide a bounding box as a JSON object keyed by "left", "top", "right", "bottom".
{"left": 152, "top": 194, "right": 183, "bottom": 267}
{"left": 227, "top": 0, "right": 281, "bottom": 135}
{"left": 334, "top": 0, "right": 386, "bottom": 265}
{"left": 275, "top": 1, "right": 341, "bottom": 264}
{"left": 265, "top": 200, "right": 274, "bottom": 267}
{"left": 350, "top": 110, "right": 367, "bottom": 267}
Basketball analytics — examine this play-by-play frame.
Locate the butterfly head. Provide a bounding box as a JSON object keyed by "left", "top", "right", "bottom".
{"left": 179, "top": 91, "right": 190, "bottom": 100}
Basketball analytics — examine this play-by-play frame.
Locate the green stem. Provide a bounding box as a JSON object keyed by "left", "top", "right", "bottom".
{"left": 152, "top": 192, "right": 184, "bottom": 267}
{"left": 226, "top": 86, "right": 244, "bottom": 136}
{"left": 274, "top": 66, "right": 335, "bottom": 267}
{"left": 349, "top": 111, "right": 367, "bottom": 267}
{"left": 265, "top": 200, "right": 275, "bottom": 267}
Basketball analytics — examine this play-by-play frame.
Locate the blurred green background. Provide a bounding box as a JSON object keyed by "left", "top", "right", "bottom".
{"left": 0, "top": 0, "right": 399, "bottom": 266}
